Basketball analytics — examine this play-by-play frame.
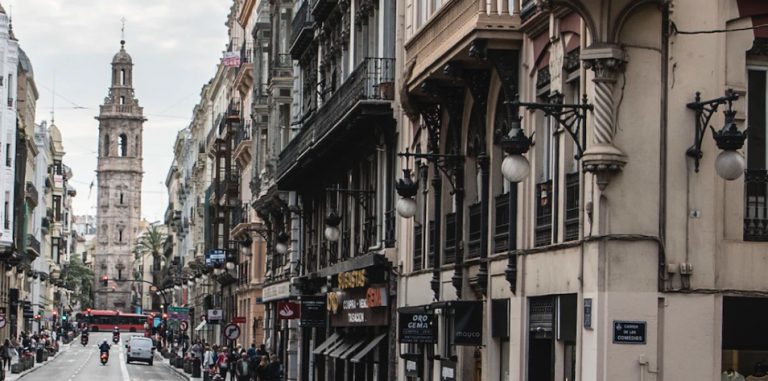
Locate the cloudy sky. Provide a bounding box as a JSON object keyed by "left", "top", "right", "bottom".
{"left": 11, "top": 0, "right": 231, "bottom": 222}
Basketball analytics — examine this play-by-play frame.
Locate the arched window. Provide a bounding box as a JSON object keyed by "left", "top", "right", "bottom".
{"left": 104, "top": 134, "right": 110, "bottom": 156}
{"left": 119, "top": 192, "right": 124, "bottom": 205}
{"left": 120, "top": 69, "right": 126, "bottom": 86}
{"left": 118, "top": 228, "right": 123, "bottom": 243}
{"left": 120, "top": 96, "right": 125, "bottom": 105}
{"left": 119, "top": 134, "right": 128, "bottom": 157}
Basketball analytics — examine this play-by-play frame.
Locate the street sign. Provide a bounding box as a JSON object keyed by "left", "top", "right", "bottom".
{"left": 0, "top": 314, "right": 7, "bottom": 329}
{"left": 223, "top": 323, "right": 240, "bottom": 340}
{"left": 613, "top": 320, "right": 647, "bottom": 344}
{"left": 169, "top": 306, "right": 190, "bottom": 314}
{"left": 232, "top": 316, "right": 246, "bottom": 324}
{"left": 179, "top": 321, "right": 189, "bottom": 332}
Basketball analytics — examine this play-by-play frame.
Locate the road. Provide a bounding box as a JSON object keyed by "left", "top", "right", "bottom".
{"left": 17, "top": 333, "right": 183, "bottom": 381}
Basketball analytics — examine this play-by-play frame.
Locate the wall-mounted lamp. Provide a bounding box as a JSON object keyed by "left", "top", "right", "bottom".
{"left": 686, "top": 89, "right": 748, "bottom": 180}
{"left": 395, "top": 169, "right": 418, "bottom": 219}
{"left": 324, "top": 212, "right": 342, "bottom": 242}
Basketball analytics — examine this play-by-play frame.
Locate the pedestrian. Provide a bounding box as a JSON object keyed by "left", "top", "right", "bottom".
{"left": 234, "top": 352, "right": 252, "bottom": 381}
{"left": 1, "top": 339, "right": 11, "bottom": 371}
{"left": 228, "top": 347, "right": 239, "bottom": 381}
{"left": 216, "top": 346, "right": 229, "bottom": 381}
{"left": 256, "top": 355, "right": 269, "bottom": 381}
{"left": 264, "top": 354, "right": 282, "bottom": 381}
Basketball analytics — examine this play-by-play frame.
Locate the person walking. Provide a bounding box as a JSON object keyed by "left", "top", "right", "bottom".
{"left": 264, "top": 354, "right": 282, "bottom": 381}
{"left": 216, "top": 346, "right": 229, "bottom": 381}
{"left": 2, "top": 339, "right": 11, "bottom": 371}
{"left": 234, "top": 352, "right": 252, "bottom": 381}
{"left": 256, "top": 356, "right": 269, "bottom": 381}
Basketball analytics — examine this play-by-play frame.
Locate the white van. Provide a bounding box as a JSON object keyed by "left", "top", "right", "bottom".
{"left": 125, "top": 337, "right": 155, "bottom": 365}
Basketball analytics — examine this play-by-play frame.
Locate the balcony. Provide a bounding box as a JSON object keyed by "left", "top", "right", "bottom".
{"left": 235, "top": 42, "right": 254, "bottom": 92}
{"left": 745, "top": 169, "right": 768, "bottom": 241}
{"left": 311, "top": 0, "right": 335, "bottom": 22}
{"left": 98, "top": 104, "right": 143, "bottom": 117}
{"left": 276, "top": 57, "right": 395, "bottom": 187}
{"left": 234, "top": 121, "right": 252, "bottom": 166}
{"left": 26, "top": 234, "right": 41, "bottom": 259}
{"left": 25, "top": 182, "right": 38, "bottom": 208}
{"left": 230, "top": 204, "right": 255, "bottom": 237}
{"left": 290, "top": 0, "right": 315, "bottom": 58}
{"left": 404, "top": 0, "right": 521, "bottom": 91}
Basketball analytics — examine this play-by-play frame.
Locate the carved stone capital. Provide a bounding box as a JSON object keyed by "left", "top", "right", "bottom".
{"left": 580, "top": 44, "right": 627, "bottom": 83}
{"left": 581, "top": 143, "right": 627, "bottom": 190}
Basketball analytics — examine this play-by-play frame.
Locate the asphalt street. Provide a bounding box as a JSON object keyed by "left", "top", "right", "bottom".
{"left": 16, "top": 333, "right": 183, "bottom": 381}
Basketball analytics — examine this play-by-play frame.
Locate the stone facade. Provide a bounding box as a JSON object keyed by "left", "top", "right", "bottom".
{"left": 94, "top": 40, "right": 145, "bottom": 312}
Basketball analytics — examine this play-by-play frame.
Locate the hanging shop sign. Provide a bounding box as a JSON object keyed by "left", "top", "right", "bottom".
{"left": 205, "top": 249, "right": 226, "bottom": 267}
{"left": 453, "top": 301, "right": 483, "bottom": 346}
{"left": 612, "top": 320, "right": 646, "bottom": 344}
{"left": 207, "top": 308, "right": 223, "bottom": 324}
{"left": 337, "top": 269, "right": 368, "bottom": 289}
{"left": 262, "top": 281, "right": 291, "bottom": 302}
{"left": 398, "top": 312, "right": 436, "bottom": 344}
{"left": 328, "top": 286, "right": 389, "bottom": 327}
{"left": 277, "top": 301, "right": 301, "bottom": 320}
{"left": 299, "top": 297, "right": 326, "bottom": 328}
{"left": 440, "top": 360, "right": 457, "bottom": 381}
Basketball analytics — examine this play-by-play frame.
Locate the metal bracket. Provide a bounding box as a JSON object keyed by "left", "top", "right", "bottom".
{"left": 398, "top": 149, "right": 465, "bottom": 193}
{"left": 685, "top": 89, "right": 739, "bottom": 172}
{"left": 511, "top": 93, "right": 592, "bottom": 160}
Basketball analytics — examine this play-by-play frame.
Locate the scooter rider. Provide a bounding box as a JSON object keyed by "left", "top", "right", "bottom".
{"left": 99, "top": 340, "right": 110, "bottom": 355}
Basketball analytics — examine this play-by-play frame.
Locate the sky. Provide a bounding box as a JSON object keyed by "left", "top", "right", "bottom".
{"left": 11, "top": 0, "right": 230, "bottom": 222}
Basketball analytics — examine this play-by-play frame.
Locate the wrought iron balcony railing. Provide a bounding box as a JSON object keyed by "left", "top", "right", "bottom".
{"left": 745, "top": 169, "right": 768, "bottom": 241}
{"left": 290, "top": 0, "right": 314, "bottom": 58}
{"left": 277, "top": 57, "right": 395, "bottom": 178}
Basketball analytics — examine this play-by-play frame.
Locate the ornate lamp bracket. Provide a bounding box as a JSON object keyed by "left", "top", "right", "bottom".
{"left": 685, "top": 89, "right": 741, "bottom": 172}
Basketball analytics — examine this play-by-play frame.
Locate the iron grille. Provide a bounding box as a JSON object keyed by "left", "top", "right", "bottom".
{"left": 745, "top": 169, "right": 768, "bottom": 241}
{"left": 564, "top": 173, "right": 580, "bottom": 241}
{"left": 494, "top": 192, "right": 511, "bottom": 253}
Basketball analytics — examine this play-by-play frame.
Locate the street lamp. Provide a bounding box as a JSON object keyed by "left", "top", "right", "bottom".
{"left": 324, "top": 212, "right": 341, "bottom": 242}
{"left": 686, "top": 89, "right": 748, "bottom": 180}
{"left": 395, "top": 168, "right": 418, "bottom": 219}
{"left": 275, "top": 232, "right": 290, "bottom": 255}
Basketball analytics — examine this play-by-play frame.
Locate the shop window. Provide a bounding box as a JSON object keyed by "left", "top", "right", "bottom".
{"left": 746, "top": 69, "right": 768, "bottom": 241}
{"left": 722, "top": 297, "right": 768, "bottom": 379}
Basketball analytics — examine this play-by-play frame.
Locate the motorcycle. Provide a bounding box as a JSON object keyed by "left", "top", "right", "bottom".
{"left": 81, "top": 334, "right": 88, "bottom": 347}
{"left": 112, "top": 333, "right": 119, "bottom": 344}
{"left": 100, "top": 351, "right": 109, "bottom": 365}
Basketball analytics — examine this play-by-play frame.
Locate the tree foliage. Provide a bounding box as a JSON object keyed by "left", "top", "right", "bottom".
{"left": 135, "top": 224, "right": 172, "bottom": 287}
{"left": 64, "top": 254, "right": 94, "bottom": 309}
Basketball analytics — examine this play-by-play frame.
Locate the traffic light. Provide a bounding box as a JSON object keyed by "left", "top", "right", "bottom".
{"left": 101, "top": 275, "right": 108, "bottom": 287}
{"left": 61, "top": 313, "right": 67, "bottom": 321}
{"left": 87, "top": 308, "right": 92, "bottom": 315}
{"left": 34, "top": 314, "right": 40, "bottom": 322}
{"left": 52, "top": 310, "right": 58, "bottom": 320}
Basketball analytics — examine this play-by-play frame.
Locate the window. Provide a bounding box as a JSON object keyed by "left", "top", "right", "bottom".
{"left": 119, "top": 134, "right": 128, "bottom": 157}
{"left": 120, "top": 96, "right": 125, "bottom": 105}
{"left": 104, "top": 134, "right": 110, "bottom": 156}
{"left": 118, "top": 228, "right": 123, "bottom": 243}
{"left": 746, "top": 68, "right": 768, "bottom": 241}
{"left": 7, "top": 74, "right": 12, "bottom": 107}
{"left": 3, "top": 195, "right": 9, "bottom": 229}
{"left": 53, "top": 196, "right": 62, "bottom": 222}
{"left": 4, "top": 143, "right": 10, "bottom": 166}
{"left": 51, "top": 237, "right": 60, "bottom": 263}
{"left": 535, "top": 111, "right": 556, "bottom": 247}
{"left": 120, "top": 69, "right": 126, "bottom": 86}
{"left": 119, "top": 192, "right": 124, "bottom": 205}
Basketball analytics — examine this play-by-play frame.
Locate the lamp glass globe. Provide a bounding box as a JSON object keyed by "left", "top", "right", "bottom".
{"left": 715, "top": 150, "right": 745, "bottom": 181}
{"left": 226, "top": 262, "right": 235, "bottom": 270}
{"left": 501, "top": 154, "right": 531, "bottom": 183}
{"left": 396, "top": 197, "right": 418, "bottom": 219}
{"left": 275, "top": 242, "right": 288, "bottom": 255}
{"left": 324, "top": 226, "right": 340, "bottom": 242}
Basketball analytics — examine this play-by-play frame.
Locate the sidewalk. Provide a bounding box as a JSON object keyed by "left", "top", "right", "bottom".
{"left": 159, "top": 354, "right": 201, "bottom": 381}
{"left": 6, "top": 343, "right": 71, "bottom": 381}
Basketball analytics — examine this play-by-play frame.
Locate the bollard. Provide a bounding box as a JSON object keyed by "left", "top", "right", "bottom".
{"left": 192, "top": 358, "right": 202, "bottom": 378}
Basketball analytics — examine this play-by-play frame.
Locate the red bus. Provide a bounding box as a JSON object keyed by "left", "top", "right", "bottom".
{"left": 76, "top": 309, "right": 147, "bottom": 332}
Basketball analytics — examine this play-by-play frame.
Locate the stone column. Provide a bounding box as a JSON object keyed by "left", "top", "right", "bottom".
{"left": 581, "top": 44, "right": 628, "bottom": 190}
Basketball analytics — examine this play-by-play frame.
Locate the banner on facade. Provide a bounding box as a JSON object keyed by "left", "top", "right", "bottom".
{"left": 262, "top": 281, "right": 291, "bottom": 302}
{"left": 277, "top": 301, "right": 300, "bottom": 320}
{"left": 328, "top": 286, "right": 389, "bottom": 327}
{"left": 453, "top": 301, "right": 482, "bottom": 345}
{"left": 222, "top": 51, "right": 241, "bottom": 67}
{"left": 299, "top": 297, "right": 325, "bottom": 328}
{"left": 398, "top": 312, "right": 436, "bottom": 344}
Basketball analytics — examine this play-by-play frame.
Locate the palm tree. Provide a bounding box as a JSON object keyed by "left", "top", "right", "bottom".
{"left": 135, "top": 223, "right": 170, "bottom": 288}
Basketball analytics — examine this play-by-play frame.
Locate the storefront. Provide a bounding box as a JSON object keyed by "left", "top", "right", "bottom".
{"left": 262, "top": 279, "right": 295, "bottom": 368}
{"left": 397, "top": 300, "right": 483, "bottom": 381}
{"left": 308, "top": 258, "right": 393, "bottom": 381}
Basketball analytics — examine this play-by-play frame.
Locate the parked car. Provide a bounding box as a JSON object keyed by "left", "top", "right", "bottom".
{"left": 125, "top": 336, "right": 155, "bottom": 365}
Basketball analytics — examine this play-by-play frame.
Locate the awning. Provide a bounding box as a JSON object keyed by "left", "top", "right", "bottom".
{"left": 194, "top": 321, "right": 208, "bottom": 331}
{"left": 350, "top": 333, "right": 387, "bottom": 363}
{"left": 312, "top": 332, "right": 341, "bottom": 355}
{"left": 339, "top": 339, "right": 368, "bottom": 360}
{"left": 328, "top": 338, "right": 357, "bottom": 358}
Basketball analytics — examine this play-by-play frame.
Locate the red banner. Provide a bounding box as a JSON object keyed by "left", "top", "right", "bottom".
{"left": 277, "top": 301, "right": 301, "bottom": 320}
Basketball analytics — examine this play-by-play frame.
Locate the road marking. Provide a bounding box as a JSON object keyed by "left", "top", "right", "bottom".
{"left": 119, "top": 339, "right": 130, "bottom": 381}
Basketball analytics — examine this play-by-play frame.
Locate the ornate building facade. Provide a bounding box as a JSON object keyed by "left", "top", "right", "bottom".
{"left": 94, "top": 39, "right": 146, "bottom": 311}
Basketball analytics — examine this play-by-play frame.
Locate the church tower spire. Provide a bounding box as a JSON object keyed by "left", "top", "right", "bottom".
{"left": 93, "top": 27, "right": 146, "bottom": 312}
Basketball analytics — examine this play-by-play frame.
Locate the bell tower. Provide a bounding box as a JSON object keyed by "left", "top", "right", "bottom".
{"left": 94, "top": 32, "right": 146, "bottom": 312}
